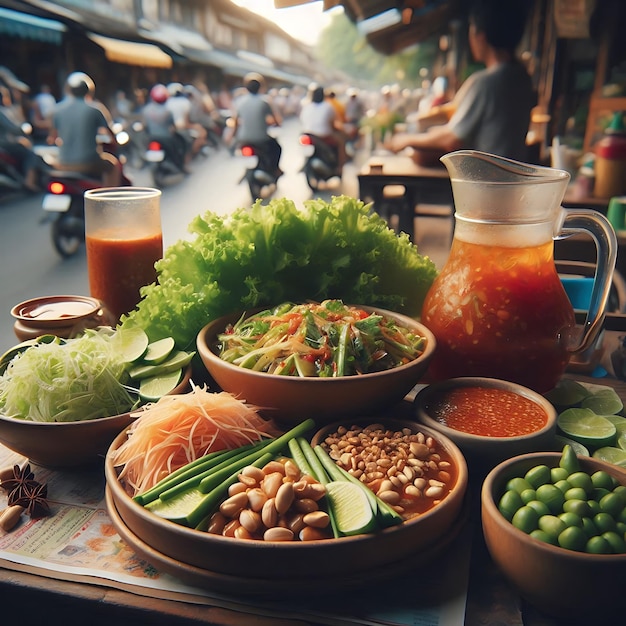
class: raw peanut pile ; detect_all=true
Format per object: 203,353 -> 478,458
206,458 -> 333,541
320,423 -> 455,520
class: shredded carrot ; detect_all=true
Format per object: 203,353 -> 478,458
110,382 -> 279,495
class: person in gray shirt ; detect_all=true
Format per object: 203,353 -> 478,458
49,72 -> 121,186
232,73 -> 282,176
388,0 -> 535,163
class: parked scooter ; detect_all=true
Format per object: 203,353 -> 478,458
42,134 -> 131,258
299,133 -> 341,192
237,141 -> 280,201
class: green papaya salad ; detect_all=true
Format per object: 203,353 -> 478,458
215,300 -> 428,377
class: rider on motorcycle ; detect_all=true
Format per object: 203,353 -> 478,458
232,73 -> 283,177
48,72 -> 122,187
142,84 -> 187,172
300,85 -> 346,174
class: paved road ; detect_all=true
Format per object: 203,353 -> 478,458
0,118 -> 363,354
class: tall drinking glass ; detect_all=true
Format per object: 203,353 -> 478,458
84,187 -> 163,324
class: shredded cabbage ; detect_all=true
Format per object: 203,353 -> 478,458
120,196 -> 438,351
0,329 -> 136,422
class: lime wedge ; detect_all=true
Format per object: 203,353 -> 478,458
592,446 -> 626,468
139,369 -> 183,402
580,387 -> 624,416
143,337 -> 175,365
544,379 -> 589,408
616,422 -> 626,451
128,350 -> 194,380
603,414 -> 626,426
557,408 -> 617,448
325,481 -> 377,536
112,327 -> 149,363
555,435 -> 590,457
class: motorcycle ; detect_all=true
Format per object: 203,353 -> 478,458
143,135 -> 187,187
0,123 -> 46,196
299,133 -> 341,192
41,133 -> 131,258
237,141 -> 280,202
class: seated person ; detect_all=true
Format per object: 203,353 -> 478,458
387,0 -> 536,164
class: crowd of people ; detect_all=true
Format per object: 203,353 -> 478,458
1,0 -> 536,196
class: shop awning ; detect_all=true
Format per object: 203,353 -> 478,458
0,7 -> 66,44
87,33 -> 173,68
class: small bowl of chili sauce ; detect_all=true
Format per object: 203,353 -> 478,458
414,377 -> 557,473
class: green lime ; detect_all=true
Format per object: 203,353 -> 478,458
559,444 -> 581,473
586,535 -> 612,554
527,499 -> 551,518
616,423 -> 626,451
563,499 -> 590,518
564,486 -> 588,502
558,409 -> 617,448
567,471 -> 594,494
129,350 -> 194,380
603,415 -> 626,426
520,488 -> 537,504
581,516 -> 598,538
530,529 -> 557,545
512,505 -> 539,534
544,379 -> 589,408
112,327 -> 149,363
555,479 -> 571,494
594,512 -> 617,533
139,369 -> 183,402
592,446 -> 626,468
559,511 -> 583,528
555,436 -> 590,458
498,490 -> 524,521
325,481 -> 377,536
505,477 -> 533,494
587,499 -> 601,516
143,337 -> 176,365
591,470 -> 617,491
551,466 -> 570,483
525,465 -> 551,489
602,531 -> 626,553
558,525 -> 587,551
536,483 -> 566,514
538,514 -> 566,539
614,485 -> 626,506
600,492 -> 624,518
580,387 -> 623,416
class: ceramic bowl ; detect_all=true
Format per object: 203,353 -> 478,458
104,419 -> 468,595
196,306 -> 436,425
11,295 -> 115,341
482,452 -> 626,621
414,377 -> 557,472
0,366 -> 191,468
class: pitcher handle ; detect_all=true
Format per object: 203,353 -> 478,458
559,208 -> 618,353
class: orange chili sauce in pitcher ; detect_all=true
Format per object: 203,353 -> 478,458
421,238 -> 576,393
86,232 -> 162,323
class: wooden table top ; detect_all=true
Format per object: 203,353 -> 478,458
359,154 -> 450,180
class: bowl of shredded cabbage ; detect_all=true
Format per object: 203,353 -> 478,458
0,328 -> 191,467
196,300 -> 436,424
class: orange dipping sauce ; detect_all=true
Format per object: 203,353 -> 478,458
426,386 -> 549,437
86,232 -> 162,323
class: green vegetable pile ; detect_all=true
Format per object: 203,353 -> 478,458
217,300 -> 428,377
120,196 -> 438,351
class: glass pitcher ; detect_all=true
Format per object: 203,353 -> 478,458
421,150 -> 617,393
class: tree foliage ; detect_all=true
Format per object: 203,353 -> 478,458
315,12 -> 438,88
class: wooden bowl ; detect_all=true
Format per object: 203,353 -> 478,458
414,377 -> 557,473
482,452 -> 626,621
104,419 -> 468,594
0,366 -> 191,468
196,306 -> 436,425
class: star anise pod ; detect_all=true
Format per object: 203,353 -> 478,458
12,481 -> 50,519
1,464 -> 39,503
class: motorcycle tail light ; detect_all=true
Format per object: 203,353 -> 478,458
48,181 -> 66,194
241,145 -> 256,157
148,140 -> 163,151
299,135 -> 314,146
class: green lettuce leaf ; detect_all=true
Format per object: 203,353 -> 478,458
120,196 -> 438,351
